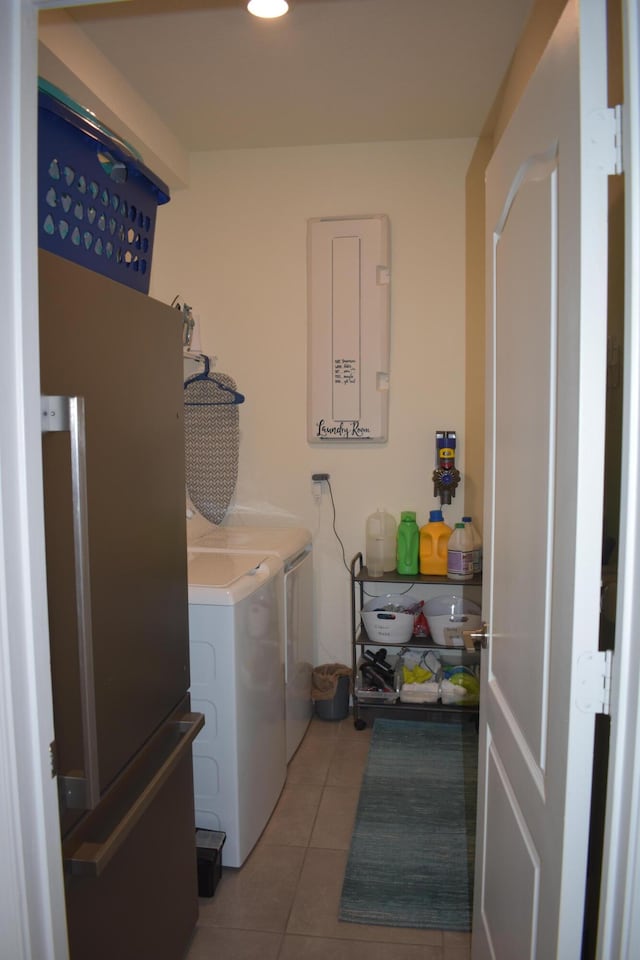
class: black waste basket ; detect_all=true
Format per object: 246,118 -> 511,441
196,829 -> 226,897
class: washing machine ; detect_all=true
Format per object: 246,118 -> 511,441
187,516 -> 314,762
187,550 -> 286,867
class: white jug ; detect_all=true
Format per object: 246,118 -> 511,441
365,508 -> 397,577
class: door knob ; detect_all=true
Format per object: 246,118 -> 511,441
463,622 -> 489,652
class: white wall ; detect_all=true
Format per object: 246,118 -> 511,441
151,139 -> 475,666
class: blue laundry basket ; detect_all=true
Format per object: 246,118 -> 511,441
37,80 -> 170,294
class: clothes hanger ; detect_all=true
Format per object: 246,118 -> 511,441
184,354 -> 245,406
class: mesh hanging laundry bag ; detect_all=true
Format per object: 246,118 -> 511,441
184,358 -> 244,525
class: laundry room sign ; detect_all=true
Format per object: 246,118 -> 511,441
307,214 -> 390,443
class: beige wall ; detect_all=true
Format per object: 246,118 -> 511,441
151,140 -> 475,665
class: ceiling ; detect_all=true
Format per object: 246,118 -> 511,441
61,0 -> 534,152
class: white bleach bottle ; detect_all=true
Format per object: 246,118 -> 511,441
462,515 -> 482,575
447,522 -> 474,581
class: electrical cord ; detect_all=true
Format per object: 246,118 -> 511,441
326,478 -> 351,575
326,478 -> 413,596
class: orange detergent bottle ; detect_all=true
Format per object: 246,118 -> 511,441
419,510 -> 452,576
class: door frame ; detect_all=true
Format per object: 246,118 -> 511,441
596,1 -> 640,956
2,1 -> 640,959
0,3 -> 123,958
0,1 -> 68,958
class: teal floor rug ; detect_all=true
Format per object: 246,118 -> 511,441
339,718 -> 478,931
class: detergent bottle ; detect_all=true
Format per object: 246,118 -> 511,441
396,511 -> 419,575
365,508 -> 397,577
447,522 -> 474,581
419,510 -> 452,576
462,515 -> 482,574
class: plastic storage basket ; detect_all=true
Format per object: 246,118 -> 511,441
361,594 -> 417,645
37,80 -> 170,294
424,594 -> 481,647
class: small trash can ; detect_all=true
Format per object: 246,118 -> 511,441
312,664 -> 351,721
196,829 -> 226,897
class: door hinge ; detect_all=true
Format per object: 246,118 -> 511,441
587,105 -> 623,176
576,650 -> 613,715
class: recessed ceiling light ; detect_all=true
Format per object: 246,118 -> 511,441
247,0 -> 289,18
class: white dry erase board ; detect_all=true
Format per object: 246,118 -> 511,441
307,215 -> 390,443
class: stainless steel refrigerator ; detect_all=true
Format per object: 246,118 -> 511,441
39,250 -> 203,960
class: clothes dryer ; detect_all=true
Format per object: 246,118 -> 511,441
187,551 -> 286,867
188,519 -> 313,761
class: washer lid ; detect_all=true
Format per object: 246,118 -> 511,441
190,524 -> 311,561
187,551 -> 282,605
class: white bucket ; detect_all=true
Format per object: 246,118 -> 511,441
361,594 -> 417,644
424,595 -> 481,647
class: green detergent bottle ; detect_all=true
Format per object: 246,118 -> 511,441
396,511 -> 419,575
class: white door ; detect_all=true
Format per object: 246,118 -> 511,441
473,1 -> 613,957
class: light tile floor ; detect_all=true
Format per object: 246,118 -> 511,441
185,713 -> 472,960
